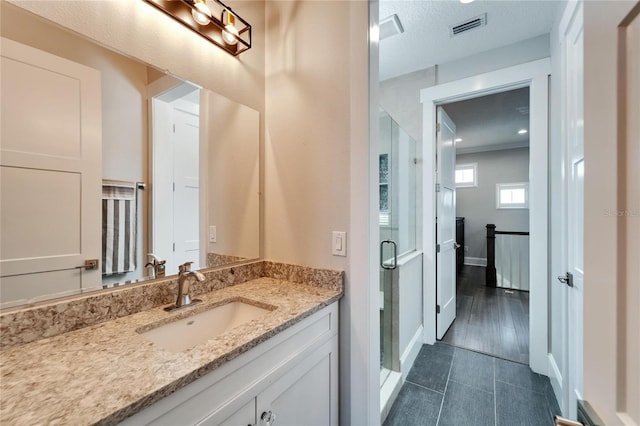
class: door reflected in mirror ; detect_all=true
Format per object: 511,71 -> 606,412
0,2 -> 260,309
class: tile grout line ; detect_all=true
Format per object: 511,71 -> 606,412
435,347 -> 456,426
404,379 -> 445,395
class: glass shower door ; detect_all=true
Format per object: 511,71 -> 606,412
379,110 -> 418,382
379,111 -> 397,380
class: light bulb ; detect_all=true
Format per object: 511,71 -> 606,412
191,0 -> 211,25
222,11 -> 239,45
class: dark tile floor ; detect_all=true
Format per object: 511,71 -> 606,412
384,343 -> 561,426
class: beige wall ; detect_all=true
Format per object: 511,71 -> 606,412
206,91 -> 260,260
264,1 -> 350,271
584,1 -> 639,424
264,1 -> 372,421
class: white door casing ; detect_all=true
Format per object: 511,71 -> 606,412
0,38 -> 101,306
421,59 -> 549,374
562,2 -> 585,420
436,107 -> 457,339
563,4 -> 585,418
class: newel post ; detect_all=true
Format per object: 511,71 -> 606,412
486,224 -> 497,287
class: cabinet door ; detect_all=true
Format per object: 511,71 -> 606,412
256,338 -> 338,426
199,397 -> 256,426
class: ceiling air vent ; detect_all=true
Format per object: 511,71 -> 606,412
449,13 -> 487,37
380,14 -> 404,41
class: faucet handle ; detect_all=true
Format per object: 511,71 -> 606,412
179,261 -> 194,274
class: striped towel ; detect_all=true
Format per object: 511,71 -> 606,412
102,180 -> 137,275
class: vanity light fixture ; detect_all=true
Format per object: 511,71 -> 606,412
143,0 -> 251,56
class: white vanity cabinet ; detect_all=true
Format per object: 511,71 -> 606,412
121,302 -> 339,426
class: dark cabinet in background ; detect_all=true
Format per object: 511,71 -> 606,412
456,217 -> 465,275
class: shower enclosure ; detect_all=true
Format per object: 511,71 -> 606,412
379,110 -> 420,388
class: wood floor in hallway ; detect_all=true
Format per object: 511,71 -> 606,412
441,265 -> 529,364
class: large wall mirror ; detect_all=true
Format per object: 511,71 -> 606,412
0,2 -> 260,309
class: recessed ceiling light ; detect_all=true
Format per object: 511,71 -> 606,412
455,138 -> 463,143
518,129 -> 528,134
460,0 -> 476,3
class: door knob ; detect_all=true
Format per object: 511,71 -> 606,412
557,272 -> 574,287
76,259 -> 99,270
454,243 -> 461,249
261,411 -> 276,425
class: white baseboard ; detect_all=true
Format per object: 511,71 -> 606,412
380,326 -> 423,423
400,326 -> 423,382
380,371 -> 402,423
464,257 -> 487,267
548,353 -> 564,414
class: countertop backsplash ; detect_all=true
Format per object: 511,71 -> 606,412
0,260 -> 344,350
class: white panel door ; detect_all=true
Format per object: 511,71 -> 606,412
172,106 -> 200,270
0,38 -> 101,305
436,107 -> 457,339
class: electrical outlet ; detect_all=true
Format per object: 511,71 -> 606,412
209,225 -> 217,243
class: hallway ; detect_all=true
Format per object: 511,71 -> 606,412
384,343 -> 560,426
442,265 -> 530,364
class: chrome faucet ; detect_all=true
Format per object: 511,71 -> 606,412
145,253 -> 166,279
165,262 -> 205,312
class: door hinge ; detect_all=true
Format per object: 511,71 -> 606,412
436,305 -> 441,314
172,123 -> 176,133
436,183 -> 441,192
436,122 -> 441,132
436,244 -> 440,253
413,158 -> 417,165
173,182 -> 175,192
172,242 -> 175,252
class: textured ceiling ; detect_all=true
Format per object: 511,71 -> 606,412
442,87 -> 530,153
379,0 -> 560,81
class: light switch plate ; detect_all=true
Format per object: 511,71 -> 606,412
209,225 -> 217,243
332,231 -> 346,257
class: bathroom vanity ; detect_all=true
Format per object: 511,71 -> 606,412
0,261 -> 342,425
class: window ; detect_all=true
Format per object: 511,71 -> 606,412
455,163 -> 477,188
496,182 -> 529,209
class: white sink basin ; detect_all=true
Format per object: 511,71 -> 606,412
140,300 -> 273,352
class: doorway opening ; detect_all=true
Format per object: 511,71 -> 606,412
420,59 -> 550,375
437,87 -> 532,365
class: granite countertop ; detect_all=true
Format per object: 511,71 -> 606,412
0,278 -> 342,425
